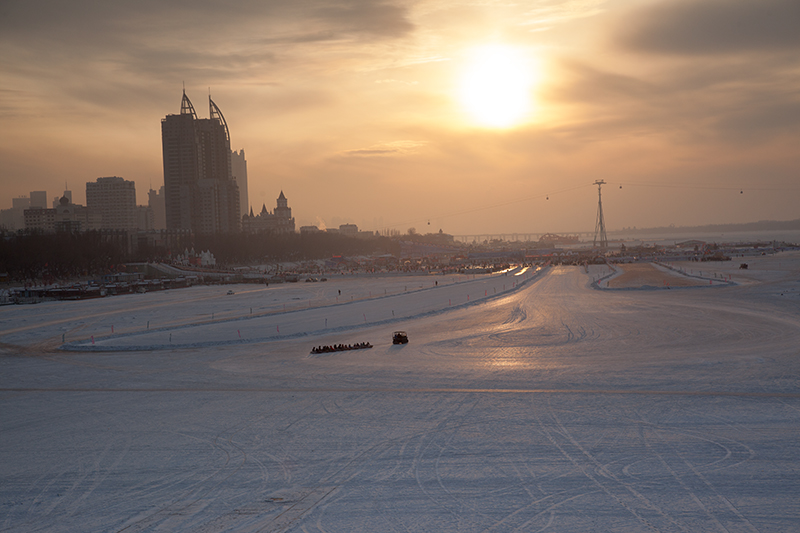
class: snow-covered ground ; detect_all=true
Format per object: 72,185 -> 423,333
1,255 -> 799,532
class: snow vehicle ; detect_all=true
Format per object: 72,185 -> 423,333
392,331 -> 409,344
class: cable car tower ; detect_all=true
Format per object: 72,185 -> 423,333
593,179 -> 608,248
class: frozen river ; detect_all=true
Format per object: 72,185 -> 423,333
1,256 -> 799,532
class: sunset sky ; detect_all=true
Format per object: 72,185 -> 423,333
1,0 -> 798,235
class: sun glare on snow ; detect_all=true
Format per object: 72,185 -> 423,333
458,44 -> 539,128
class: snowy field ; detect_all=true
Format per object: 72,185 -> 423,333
1,254 -> 799,532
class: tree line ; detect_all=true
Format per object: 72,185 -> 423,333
0,230 -> 400,283
195,232 -> 399,265
0,231 -> 127,283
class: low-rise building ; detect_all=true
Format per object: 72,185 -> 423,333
339,223 -> 358,236
24,196 -> 101,233
23,206 -> 55,232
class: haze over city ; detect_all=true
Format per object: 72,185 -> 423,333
4,3 -> 800,531
2,0 -> 798,234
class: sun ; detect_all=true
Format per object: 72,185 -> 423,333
458,44 -> 539,128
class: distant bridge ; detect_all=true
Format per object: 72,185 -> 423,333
453,233 -> 595,244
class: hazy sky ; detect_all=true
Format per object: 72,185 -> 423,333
1,0 -> 798,234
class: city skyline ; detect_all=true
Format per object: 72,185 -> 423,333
1,0 -> 799,234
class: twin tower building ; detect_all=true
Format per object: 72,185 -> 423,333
161,91 -> 292,235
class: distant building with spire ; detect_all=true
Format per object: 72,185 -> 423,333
23,192 -> 101,233
161,91 -> 240,234
52,186 -> 72,208
241,191 -> 295,234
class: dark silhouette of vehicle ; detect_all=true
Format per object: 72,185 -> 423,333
393,331 -> 409,344
310,342 -> 372,354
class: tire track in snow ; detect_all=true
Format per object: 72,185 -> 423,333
114,396 -> 322,532
115,424 -> 250,532
5,387 -> 799,398
654,426 -> 760,533
536,398 -> 690,532
636,423 -> 760,533
1,408 -> 135,533
60,432 -> 132,519
406,394 -> 492,527
493,488 -> 604,533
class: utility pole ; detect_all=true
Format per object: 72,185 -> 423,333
593,179 -> 608,248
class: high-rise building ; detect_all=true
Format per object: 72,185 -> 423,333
136,205 -> 155,231
148,186 -> 166,230
29,191 -> 48,209
12,197 -> 31,210
86,176 -> 137,231
161,91 -> 240,234
0,197 -> 31,231
231,149 -> 249,218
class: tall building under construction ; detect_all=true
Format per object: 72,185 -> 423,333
161,91 -> 240,234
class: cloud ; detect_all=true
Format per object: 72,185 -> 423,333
0,89 -> 36,118
547,0 -> 800,146
0,0 -> 420,123
545,58 -> 800,145
345,149 -> 400,156
312,1 -> 414,38
259,31 -> 341,45
618,0 -> 800,55
713,99 -> 800,142
374,79 -> 419,85
521,0 -> 608,29
341,140 -> 427,157
0,0 -> 415,84
0,1 -> 414,41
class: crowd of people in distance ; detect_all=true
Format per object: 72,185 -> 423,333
311,342 -> 373,354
